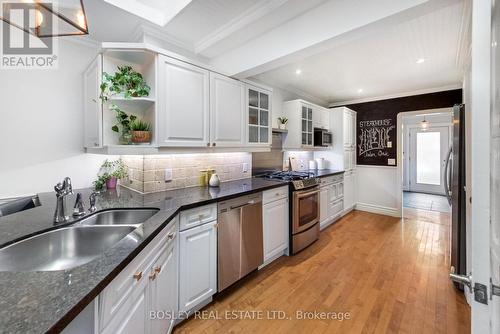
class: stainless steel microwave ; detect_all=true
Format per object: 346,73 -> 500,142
314,128 -> 333,147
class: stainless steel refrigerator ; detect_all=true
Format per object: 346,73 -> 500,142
444,104 -> 467,288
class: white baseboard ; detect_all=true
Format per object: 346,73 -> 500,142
355,202 -> 401,217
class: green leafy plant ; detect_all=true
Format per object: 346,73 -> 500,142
100,65 -> 151,101
130,119 -> 151,131
278,117 -> 288,124
110,104 -> 137,134
93,159 -> 128,191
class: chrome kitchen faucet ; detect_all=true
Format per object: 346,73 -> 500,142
53,177 -> 73,223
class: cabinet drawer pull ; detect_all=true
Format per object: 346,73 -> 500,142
154,265 -> 162,273
167,232 -> 175,240
149,272 -> 157,281
133,271 -> 143,281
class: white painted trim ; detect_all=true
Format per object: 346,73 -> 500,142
355,202 -> 400,217
328,85 -> 463,107
194,0 -> 289,54
396,108 -> 453,221
455,0 -> 472,71
355,165 -> 397,169
131,25 -> 196,53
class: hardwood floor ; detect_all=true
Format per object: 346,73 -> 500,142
174,208 -> 470,334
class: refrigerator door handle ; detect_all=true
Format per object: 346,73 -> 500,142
443,146 -> 453,205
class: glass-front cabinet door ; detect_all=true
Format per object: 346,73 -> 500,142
247,86 -> 271,146
301,104 -> 313,147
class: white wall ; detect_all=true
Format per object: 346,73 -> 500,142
0,39 -> 114,198
355,166 -> 399,216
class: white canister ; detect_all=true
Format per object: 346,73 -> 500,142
209,173 -> 220,187
308,160 -> 317,170
315,158 -> 327,170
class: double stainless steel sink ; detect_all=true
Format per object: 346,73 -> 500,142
0,209 -> 159,272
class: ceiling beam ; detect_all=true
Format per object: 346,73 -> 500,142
194,0 -> 290,54
209,0 -> 461,78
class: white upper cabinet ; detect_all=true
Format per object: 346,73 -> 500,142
313,106 -> 330,130
209,73 -> 245,147
158,55 -> 210,147
246,85 -> 272,146
283,100 -> 325,149
83,54 -> 103,149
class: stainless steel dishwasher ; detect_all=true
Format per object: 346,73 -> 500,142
217,193 -> 263,291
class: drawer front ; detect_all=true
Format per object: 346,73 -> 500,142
99,218 -> 178,330
329,199 -> 344,218
320,174 -> 343,187
263,186 -> 288,204
180,204 -> 217,231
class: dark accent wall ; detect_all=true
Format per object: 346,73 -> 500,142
339,89 -> 463,166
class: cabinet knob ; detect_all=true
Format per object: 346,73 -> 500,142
207,143 -> 210,147
167,232 -> 175,240
212,143 -> 216,147
154,265 -> 162,273
149,272 -> 157,281
133,271 -> 143,282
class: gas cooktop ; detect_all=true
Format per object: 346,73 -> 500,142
259,171 -> 320,190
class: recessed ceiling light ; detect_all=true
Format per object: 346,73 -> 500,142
295,69 -> 302,75
357,88 -> 363,93
416,58 -> 425,64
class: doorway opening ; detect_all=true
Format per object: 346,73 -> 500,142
401,110 -> 453,214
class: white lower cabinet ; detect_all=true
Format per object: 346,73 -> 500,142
263,197 -> 289,264
179,220 -> 217,313
99,218 -> 178,334
150,241 -> 178,334
343,170 -> 356,214
319,176 -> 345,230
261,187 -> 289,267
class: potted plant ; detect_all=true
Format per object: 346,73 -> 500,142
130,119 -> 151,144
93,159 -> 128,191
100,65 -> 151,101
110,104 -> 136,145
277,117 -> 288,130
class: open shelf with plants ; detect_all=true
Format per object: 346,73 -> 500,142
99,49 -> 157,150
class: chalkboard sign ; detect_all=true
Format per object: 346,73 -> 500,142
357,117 -> 396,166
343,89 -> 463,167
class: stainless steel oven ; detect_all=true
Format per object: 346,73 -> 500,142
314,128 -> 333,147
291,183 -> 320,254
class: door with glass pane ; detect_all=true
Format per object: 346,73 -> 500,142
247,87 -> 271,146
409,126 -> 450,194
301,104 -> 313,147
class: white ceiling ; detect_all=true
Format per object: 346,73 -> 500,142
251,0 -> 467,104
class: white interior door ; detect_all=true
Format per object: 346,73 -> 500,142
409,126 -> 450,195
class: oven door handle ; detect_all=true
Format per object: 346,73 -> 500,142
295,189 -> 320,198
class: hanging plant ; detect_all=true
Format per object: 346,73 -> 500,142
110,104 -> 137,144
100,65 -> 151,101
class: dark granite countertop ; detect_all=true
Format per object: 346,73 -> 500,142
307,169 -> 344,177
0,177 -> 285,334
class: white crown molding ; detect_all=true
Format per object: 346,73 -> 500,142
328,84 -> 463,107
132,24 -> 195,53
194,0 -> 289,55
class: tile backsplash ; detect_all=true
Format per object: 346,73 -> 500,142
121,153 -> 252,194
